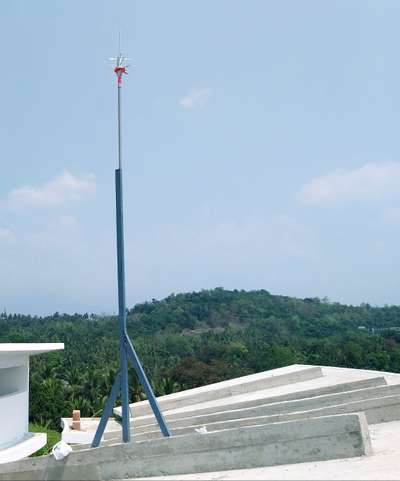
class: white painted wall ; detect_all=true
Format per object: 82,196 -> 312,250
0,344 -> 63,460
0,355 -> 29,449
0,392 -> 27,448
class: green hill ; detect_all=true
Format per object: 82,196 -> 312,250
1,288 -> 400,428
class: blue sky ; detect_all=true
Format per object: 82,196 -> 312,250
1,0 -> 400,314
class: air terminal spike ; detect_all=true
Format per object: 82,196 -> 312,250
112,54 -> 129,84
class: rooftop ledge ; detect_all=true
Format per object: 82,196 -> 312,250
0,433 -> 46,465
0,343 -> 64,356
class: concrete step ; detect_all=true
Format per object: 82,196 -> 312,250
131,382 -> 400,435
134,393 -> 400,442
130,375 -> 386,428
70,374 -> 388,449
114,364 -> 323,418
90,380 -> 398,447
97,392 -> 400,446
132,395 -> 400,436
0,413 -> 371,480
286,394 -> 400,425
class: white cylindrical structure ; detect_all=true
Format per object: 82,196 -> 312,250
0,343 -> 64,463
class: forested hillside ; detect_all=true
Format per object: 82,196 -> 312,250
2,288 -> 400,428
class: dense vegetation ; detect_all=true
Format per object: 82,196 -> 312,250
2,288 -> 400,429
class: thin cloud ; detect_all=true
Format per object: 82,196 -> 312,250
179,88 -> 212,109
4,171 -> 96,209
26,215 -> 82,247
0,227 -> 15,242
382,207 -> 400,225
139,215 -> 318,265
299,161 -> 400,205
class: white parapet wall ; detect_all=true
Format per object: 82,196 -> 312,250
0,344 -> 64,463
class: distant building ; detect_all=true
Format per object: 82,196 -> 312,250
358,326 -> 400,333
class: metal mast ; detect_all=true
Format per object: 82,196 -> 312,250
91,51 -> 171,448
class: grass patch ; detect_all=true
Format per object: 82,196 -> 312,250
29,423 -> 61,457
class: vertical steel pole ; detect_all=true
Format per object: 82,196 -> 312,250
116,79 -> 131,443
92,53 -> 171,448
117,80 -> 122,170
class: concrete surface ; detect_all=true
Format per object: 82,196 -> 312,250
140,375 -> 386,423
71,366 -> 396,445
120,395 -> 399,444
127,393 -> 400,437
129,382 -> 400,432
134,420 -> 400,481
61,418 -> 122,445
114,364 -> 323,418
0,413 -> 370,480
125,366 -> 394,426
71,376 -> 388,448
3,363 -> 400,480
71,365 -> 400,449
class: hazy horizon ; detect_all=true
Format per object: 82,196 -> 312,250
1,286 -> 397,318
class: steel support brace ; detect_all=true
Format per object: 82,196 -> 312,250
126,336 -> 171,437
92,372 -> 122,448
91,336 -> 171,448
